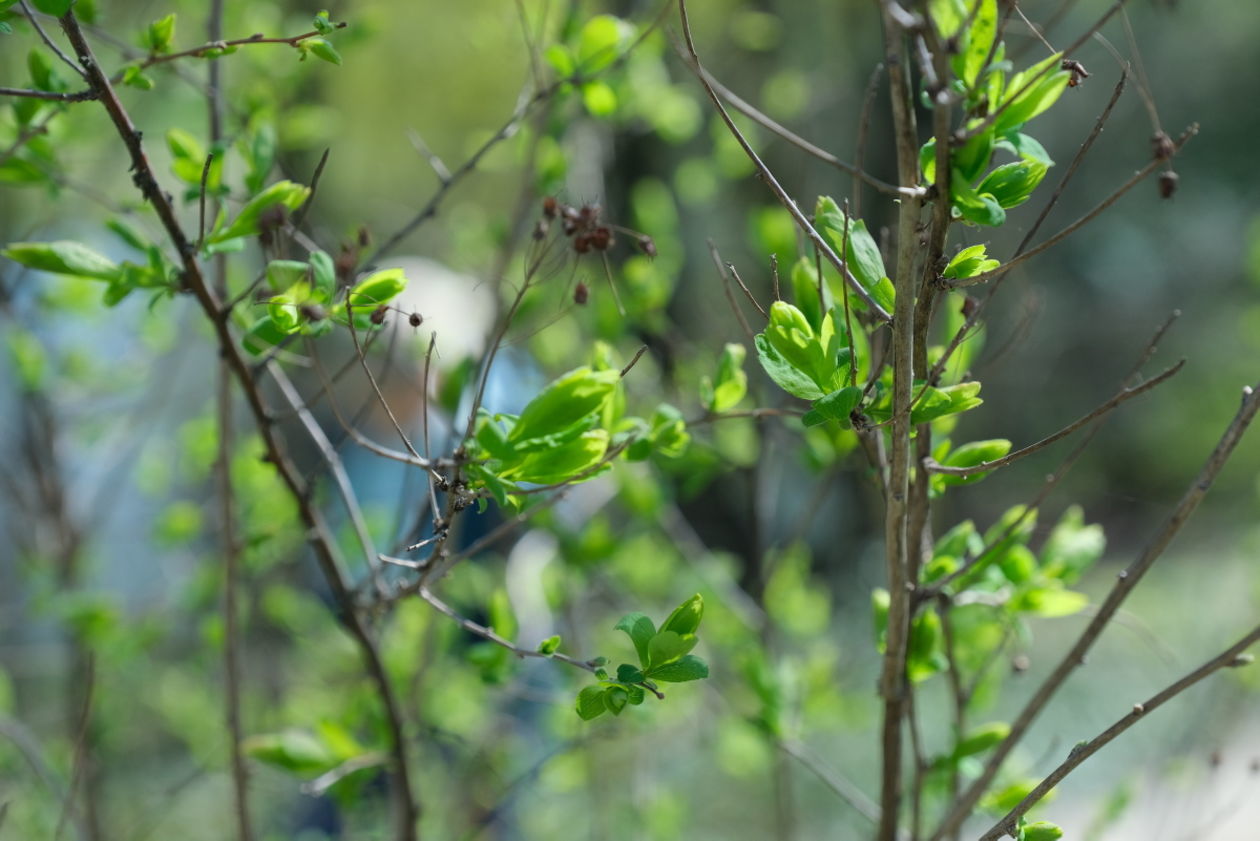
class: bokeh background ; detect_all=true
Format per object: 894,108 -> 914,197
2,1 -> 1259,839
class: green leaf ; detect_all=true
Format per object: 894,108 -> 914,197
1039,505 -> 1105,584
706,343 -> 748,412
659,593 -> 704,637
604,686 -> 629,715
304,37 -> 342,66
507,429 -> 610,485
1011,586 -> 1088,617
803,385 -> 862,428
815,196 -> 893,312
998,544 -> 1038,585
1021,821 -> 1064,841
576,14 -> 632,74
31,0 -> 72,15
908,609 -> 945,682
347,267 -> 406,308
958,0 -> 997,87
954,722 -> 1010,758
952,172 -> 1007,227
241,315 -> 289,355
575,685 -> 608,720
789,256 -> 828,331
266,259 -> 309,292
943,244 -> 1000,280
242,730 -> 337,776
980,779 -> 1043,813
121,65 -> 155,90
646,630 -> 697,670
998,131 -> 1054,166
755,332 -> 824,401
581,80 -> 617,117
978,160 -> 1049,209
616,663 -> 645,683
208,180 -> 310,243
648,654 -> 709,683
537,635 -> 561,656
997,52 -> 1070,133
910,381 -> 983,424
3,240 -> 121,281
145,13 -> 176,54
509,367 -> 619,447
614,612 -> 656,667
28,49 -> 63,93
938,438 -> 1012,486
312,10 -> 336,35
871,588 -> 890,652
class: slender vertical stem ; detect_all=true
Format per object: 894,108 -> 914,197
877,5 -> 924,840
58,14 -> 419,838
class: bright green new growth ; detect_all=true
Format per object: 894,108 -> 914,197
576,594 -> 710,720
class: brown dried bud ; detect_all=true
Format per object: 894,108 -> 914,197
590,226 -> 613,251
960,295 -> 979,319
1158,170 -> 1179,199
356,226 -> 371,249
409,311 -> 423,328
257,204 -> 288,248
573,234 -> 592,254
335,247 -> 357,284
542,196 -> 558,218
573,282 -> 589,305
370,304 -> 389,325
299,303 -> 327,322
578,203 -> 600,226
637,235 -> 657,258
532,219 -> 549,240
1151,130 -> 1175,160
562,216 -> 579,236
1062,58 -> 1090,88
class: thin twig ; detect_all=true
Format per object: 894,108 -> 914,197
778,739 -> 881,825
931,379 -> 1260,841
926,359 -> 1183,477
57,14 -> 419,834
20,0 -> 86,79
949,124 -> 1198,290
0,85 -> 96,101
686,60 -> 913,199
676,1 -> 893,322
52,654 -> 94,841
979,624 -> 1260,841
710,243 -> 756,342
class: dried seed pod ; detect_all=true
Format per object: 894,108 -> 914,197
637,235 -> 657,258
356,225 -> 371,248
590,226 -> 613,251
578,203 -> 600,226
409,311 -> 423,327
542,196 -> 558,218
1151,130 -> 1175,160
1158,170 -> 1179,199
573,282 -> 589,305
573,234 -> 592,254
335,247 -> 357,284
1062,58 -> 1090,87
370,304 -> 389,325
257,204 -> 288,248
532,219 -> 549,240
299,303 -> 327,322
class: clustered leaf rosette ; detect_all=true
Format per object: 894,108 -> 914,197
576,594 -> 710,720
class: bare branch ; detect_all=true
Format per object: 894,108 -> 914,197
931,379 -> 1260,841
926,359 -> 1183,477
675,0 -> 893,322
979,624 -> 1260,841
